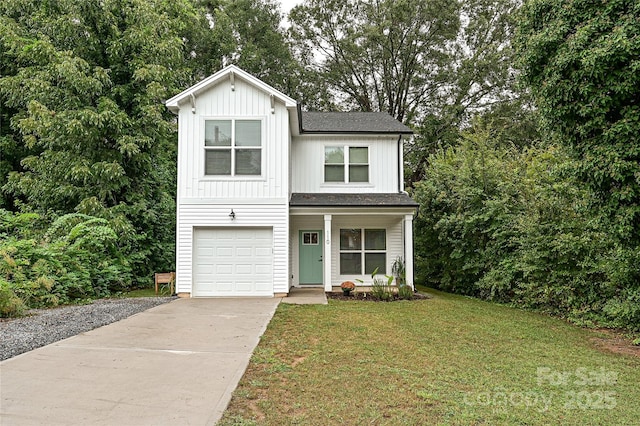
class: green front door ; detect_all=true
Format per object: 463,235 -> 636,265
299,230 -> 323,284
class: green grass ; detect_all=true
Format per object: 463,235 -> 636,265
120,287 -> 172,297
219,289 -> 640,425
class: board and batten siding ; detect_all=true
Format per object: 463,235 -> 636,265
176,203 -> 289,295
174,76 -> 290,295
290,135 -> 400,193
176,78 -> 290,200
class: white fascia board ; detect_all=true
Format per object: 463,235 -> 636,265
165,65 -> 297,113
289,207 -> 417,216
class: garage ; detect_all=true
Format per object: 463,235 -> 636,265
192,227 -> 273,297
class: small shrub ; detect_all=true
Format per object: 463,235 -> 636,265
0,279 -> 26,317
392,256 -> 406,286
0,210 -> 132,310
397,283 -> 413,300
340,280 -> 356,295
341,280 -> 356,290
371,275 -> 394,301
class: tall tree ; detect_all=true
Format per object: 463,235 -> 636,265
515,0 -> 640,330
289,0 -> 460,122
288,0 -> 522,186
516,0 -> 640,243
198,0 -> 299,95
0,0 -> 218,282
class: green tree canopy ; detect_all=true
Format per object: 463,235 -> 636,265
198,0 -> 299,94
288,0 -> 522,185
516,0 -> 640,242
289,0 -> 461,122
0,0 -> 219,281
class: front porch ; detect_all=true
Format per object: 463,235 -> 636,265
289,207 -> 415,292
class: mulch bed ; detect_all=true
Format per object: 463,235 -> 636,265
326,291 -> 432,302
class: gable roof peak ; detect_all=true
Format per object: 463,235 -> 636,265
165,65 -> 297,113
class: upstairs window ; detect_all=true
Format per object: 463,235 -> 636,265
324,146 -> 369,183
339,228 -> 386,275
204,119 -> 261,176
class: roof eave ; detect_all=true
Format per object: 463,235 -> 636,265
289,203 -> 418,208
165,65 -> 297,112
299,130 -> 413,135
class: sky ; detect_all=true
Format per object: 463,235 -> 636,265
278,0 -> 303,15
276,0 -> 303,28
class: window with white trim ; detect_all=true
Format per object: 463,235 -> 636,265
339,228 -> 386,275
324,146 -> 368,183
204,119 -> 261,176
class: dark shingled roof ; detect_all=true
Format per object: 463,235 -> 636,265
300,111 -> 413,134
290,193 -> 418,208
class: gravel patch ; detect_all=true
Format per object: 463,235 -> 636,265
0,297 -> 176,361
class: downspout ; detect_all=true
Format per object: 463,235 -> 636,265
397,133 -> 405,286
297,102 -> 304,134
397,134 -> 403,193
398,133 -> 418,292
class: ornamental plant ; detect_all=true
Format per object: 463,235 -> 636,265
340,281 -> 355,294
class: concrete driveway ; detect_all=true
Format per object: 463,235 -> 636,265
0,298 -> 280,425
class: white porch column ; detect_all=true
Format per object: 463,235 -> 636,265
404,214 -> 414,289
324,214 -> 332,292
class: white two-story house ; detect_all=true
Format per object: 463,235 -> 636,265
166,65 -> 417,297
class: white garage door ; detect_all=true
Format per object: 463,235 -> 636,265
193,228 -> 273,297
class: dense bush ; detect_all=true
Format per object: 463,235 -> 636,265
509,0 -> 640,332
0,210 -> 131,316
516,0 -> 640,245
0,279 -> 26,317
414,131 -> 640,331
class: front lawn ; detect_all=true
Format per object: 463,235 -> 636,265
219,289 -> 639,425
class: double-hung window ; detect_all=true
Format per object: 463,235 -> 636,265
339,228 -> 386,275
204,119 -> 262,176
324,146 -> 368,183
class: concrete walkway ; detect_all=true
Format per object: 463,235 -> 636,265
0,298 -> 280,426
280,287 -> 327,305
